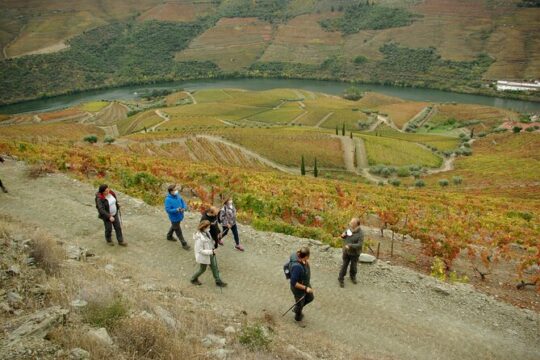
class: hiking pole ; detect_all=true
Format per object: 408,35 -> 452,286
281,294 -> 306,317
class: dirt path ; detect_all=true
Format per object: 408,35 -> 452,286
97,125 -> 119,138
288,111 -> 308,125
378,114 -> 402,132
401,106 -> 436,132
0,160 -> 537,360
187,92 -> 197,104
147,110 -> 170,132
336,136 -> 358,174
354,137 -> 369,168
315,112 -> 334,128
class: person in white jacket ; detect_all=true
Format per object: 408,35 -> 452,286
190,220 -> 227,287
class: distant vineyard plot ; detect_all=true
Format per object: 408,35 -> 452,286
259,13 -> 343,65
175,17 -> 273,71
138,2 -> 215,22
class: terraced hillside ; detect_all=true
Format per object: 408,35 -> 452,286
1,0 -> 539,104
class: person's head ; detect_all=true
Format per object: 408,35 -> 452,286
296,246 -> 310,261
349,217 -> 361,230
223,196 -> 233,207
98,184 -> 109,195
207,206 -> 219,216
198,220 -> 211,232
168,184 -> 178,196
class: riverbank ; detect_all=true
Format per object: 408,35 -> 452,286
1,76 -> 539,115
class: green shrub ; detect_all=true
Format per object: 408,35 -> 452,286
513,126 -> 522,133
414,179 -> 425,188
396,167 -> 410,177
104,136 -> 115,144
83,297 -> 128,328
354,55 -> 368,64
83,135 -> 98,144
452,176 -> 463,185
439,179 -> 449,187
389,178 -> 400,187
239,324 -> 272,351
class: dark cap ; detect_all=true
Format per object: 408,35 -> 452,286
167,184 -> 177,193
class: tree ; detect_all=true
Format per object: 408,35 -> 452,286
439,179 -> 449,187
335,125 -> 338,135
350,131 -> 353,139
104,136 -> 115,144
513,126 -> 522,133
301,155 -> 306,176
83,135 -> 98,144
313,158 -> 318,178
353,146 -> 358,168
342,123 -> 345,136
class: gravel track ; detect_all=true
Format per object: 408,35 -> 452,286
0,160 -> 538,360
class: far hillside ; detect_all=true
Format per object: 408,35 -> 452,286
1,0 -> 539,104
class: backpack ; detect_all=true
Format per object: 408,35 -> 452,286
283,255 -> 302,280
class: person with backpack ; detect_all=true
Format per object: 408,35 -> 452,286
95,184 -> 126,246
164,184 -> 190,250
190,220 -> 227,287
219,196 -> 244,251
287,246 -> 314,326
0,156 -> 7,193
338,217 -> 364,288
201,205 -> 222,249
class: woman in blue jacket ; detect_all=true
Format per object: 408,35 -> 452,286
164,184 -> 190,250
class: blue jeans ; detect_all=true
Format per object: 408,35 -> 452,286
221,224 -> 240,245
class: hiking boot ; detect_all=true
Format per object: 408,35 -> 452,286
1,187 -> 7,193
166,236 -> 176,241
191,279 -> 202,286
106,241 -> 114,246
182,243 -> 191,250
296,321 -> 307,328
234,244 -> 244,252
294,312 -> 304,322
339,280 -> 345,288
118,242 -> 128,247
216,281 -> 228,288
351,278 -> 357,284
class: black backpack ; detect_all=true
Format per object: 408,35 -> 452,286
283,255 -> 302,280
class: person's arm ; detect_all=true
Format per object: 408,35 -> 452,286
179,197 -> 187,211
96,196 -> 110,219
165,198 -> 178,215
348,232 -> 364,250
290,265 -> 312,293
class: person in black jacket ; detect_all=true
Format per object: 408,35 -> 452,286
0,156 -> 7,193
338,217 -> 364,288
289,247 -> 314,326
200,206 -> 222,249
95,184 -> 126,246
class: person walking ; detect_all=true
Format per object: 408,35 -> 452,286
219,196 -> 244,251
201,206 -> 222,249
95,184 -> 126,246
164,184 -> 190,250
338,217 -> 364,288
190,220 -> 227,287
289,247 -> 314,326
0,156 -> 8,193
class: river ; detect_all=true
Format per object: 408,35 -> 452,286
1,78 -> 539,115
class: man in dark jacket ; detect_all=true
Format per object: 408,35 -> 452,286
0,156 -> 7,193
95,184 -> 126,246
201,206 -> 222,249
164,184 -> 190,250
289,247 -> 314,326
338,217 -> 364,287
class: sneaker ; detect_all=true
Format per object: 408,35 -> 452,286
1,187 -> 7,194
339,280 -> 344,288
107,242 -> 114,246
191,279 -> 202,286
166,237 -> 176,241
351,278 -> 357,284
118,242 -> 128,247
234,244 -> 244,252
218,239 -> 224,246
216,281 -> 228,288
296,321 -> 306,328
182,244 -> 191,250
294,312 -> 304,321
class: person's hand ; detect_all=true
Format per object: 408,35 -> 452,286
227,225 -> 232,229
306,287 -> 313,294
109,216 -> 114,222
345,245 -> 350,250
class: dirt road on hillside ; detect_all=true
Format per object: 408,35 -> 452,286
0,160 -> 538,360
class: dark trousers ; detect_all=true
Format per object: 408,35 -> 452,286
167,221 -> 186,245
221,224 -> 240,245
102,214 -> 123,243
292,291 -> 314,320
0,178 -> 6,191
338,253 -> 359,281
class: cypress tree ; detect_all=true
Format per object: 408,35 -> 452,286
314,158 -> 318,178
335,125 -> 338,135
301,155 -> 306,176
342,123 -> 345,136
354,146 -> 358,168
350,131 -> 353,139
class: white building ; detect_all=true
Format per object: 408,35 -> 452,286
496,80 -> 540,91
